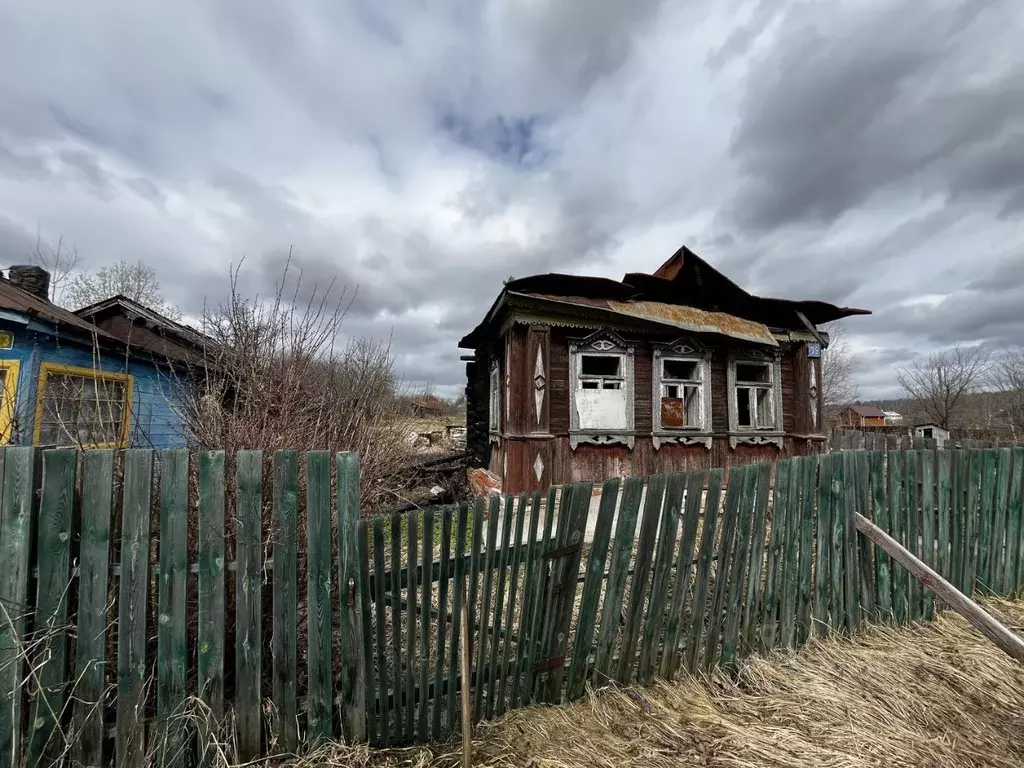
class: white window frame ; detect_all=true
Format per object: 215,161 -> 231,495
727,350 -> 783,449
652,339 -> 712,450
488,359 -> 500,442
569,331 -> 635,450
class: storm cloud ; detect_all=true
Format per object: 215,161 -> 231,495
0,0 -> 1021,396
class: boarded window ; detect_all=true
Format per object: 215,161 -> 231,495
660,357 -> 703,429
576,353 -> 628,430
38,369 -> 130,446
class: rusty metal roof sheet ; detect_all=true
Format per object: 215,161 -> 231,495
520,293 -> 779,346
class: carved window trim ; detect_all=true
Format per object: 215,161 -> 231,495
809,356 -> 820,433
568,330 -> 635,450
727,349 -> 784,449
652,338 -> 712,450
488,358 -> 500,443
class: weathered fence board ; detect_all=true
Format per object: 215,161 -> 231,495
685,469 -> 723,671
116,449 -> 153,768
273,451 -> 299,752
306,452 -> 333,744
27,449 -> 76,767
235,450 -> 263,761
73,450 -> 113,768
156,449 -> 188,767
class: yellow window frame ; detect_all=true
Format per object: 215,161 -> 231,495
33,363 -> 134,448
0,359 -> 21,444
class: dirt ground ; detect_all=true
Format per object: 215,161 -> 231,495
273,597 -> 1024,768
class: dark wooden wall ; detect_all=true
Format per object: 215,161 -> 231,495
476,324 -> 827,494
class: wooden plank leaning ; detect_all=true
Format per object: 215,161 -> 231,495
854,512 -> 1024,665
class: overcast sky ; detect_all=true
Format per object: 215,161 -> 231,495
0,0 -> 1020,398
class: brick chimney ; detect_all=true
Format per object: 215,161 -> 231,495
7,265 -> 51,301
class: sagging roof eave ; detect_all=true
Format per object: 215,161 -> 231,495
458,290 -> 509,349
467,292 -> 778,348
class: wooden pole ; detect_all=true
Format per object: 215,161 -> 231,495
460,577 -> 473,768
855,512 -> 1024,664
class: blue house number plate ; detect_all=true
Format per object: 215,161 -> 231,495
807,342 -> 821,358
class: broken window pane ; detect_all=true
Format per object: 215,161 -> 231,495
663,359 -> 699,380
581,355 -> 620,377
737,386 -> 753,427
755,388 -> 772,426
581,380 -> 599,390
663,383 -> 679,398
735,362 -> 769,383
685,385 -> 700,425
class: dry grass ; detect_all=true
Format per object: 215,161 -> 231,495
273,597 -> 1024,767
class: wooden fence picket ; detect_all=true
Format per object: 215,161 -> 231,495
685,469 -> 723,671
760,460 -> 790,654
617,475 -> 666,683
810,454 -> 831,634
704,466 -> 744,669
795,457 -> 816,644
567,477 -> 619,700
156,449 -> 189,767
73,450 -> 113,768
338,453 -> 366,743
510,491 -> 544,707
638,472 -> 686,685
1005,448 -> 1024,593
660,470 -> 706,679
306,452 -> 333,744
272,451 -> 299,752
741,463 -> 773,654
592,478 -> 643,682
27,449 -> 76,767
116,449 -> 153,768
721,467 -> 758,670
497,494 -> 528,715
372,518 -> 391,745
485,496 -> 516,718
235,450 -> 263,761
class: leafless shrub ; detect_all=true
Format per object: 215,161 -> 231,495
179,257 -> 415,513
987,345 -> 1024,442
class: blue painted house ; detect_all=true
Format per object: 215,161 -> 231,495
0,265 -> 207,449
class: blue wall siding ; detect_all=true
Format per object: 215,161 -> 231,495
0,322 -> 190,448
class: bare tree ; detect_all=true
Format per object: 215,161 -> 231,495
65,259 -> 182,320
178,258 -> 419,512
821,321 -> 859,413
28,231 -> 84,304
988,345 -> 1024,441
896,344 -> 989,430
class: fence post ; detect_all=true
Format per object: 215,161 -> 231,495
338,452 -> 367,744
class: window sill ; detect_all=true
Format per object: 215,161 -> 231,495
652,431 -> 712,450
569,431 -> 635,450
728,430 -> 784,449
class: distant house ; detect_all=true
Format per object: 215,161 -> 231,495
409,395 -> 447,418
837,404 -> 887,428
0,265 -> 208,449
460,245 -> 870,494
883,410 -> 903,425
914,423 -> 950,448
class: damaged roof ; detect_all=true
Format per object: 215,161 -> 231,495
460,244 -> 870,349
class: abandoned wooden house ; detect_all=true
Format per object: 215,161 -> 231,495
460,246 -> 870,493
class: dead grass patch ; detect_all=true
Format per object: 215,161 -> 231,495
272,597 -> 1024,767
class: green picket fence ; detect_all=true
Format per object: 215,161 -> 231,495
1,445 -> 1023,765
